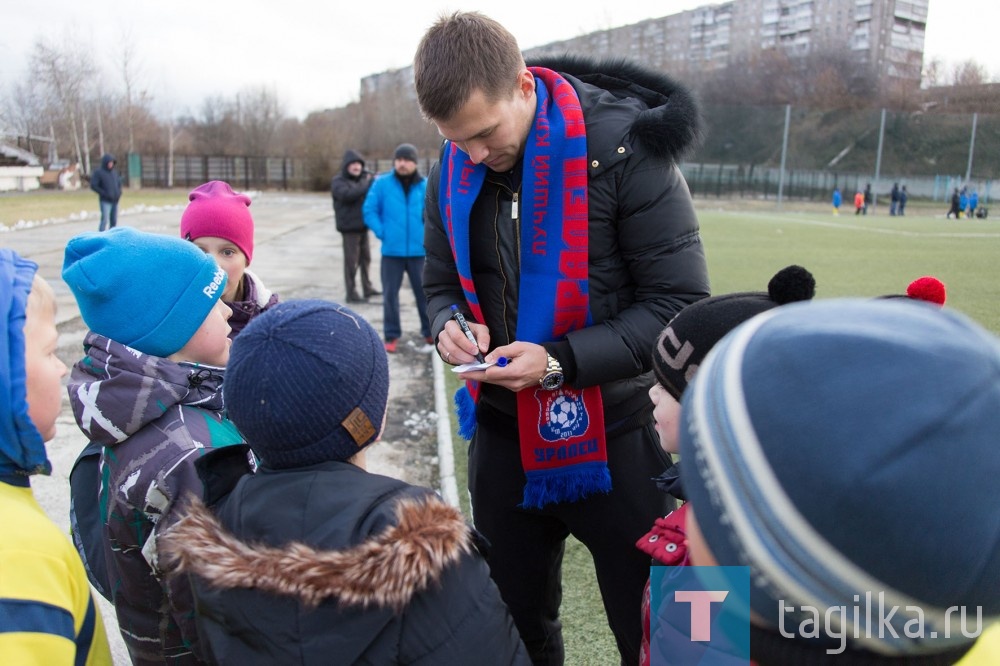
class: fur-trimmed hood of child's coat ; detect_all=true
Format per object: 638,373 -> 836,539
527,55 -> 703,163
161,493 -> 473,613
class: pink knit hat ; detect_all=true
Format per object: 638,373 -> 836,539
180,181 -> 255,264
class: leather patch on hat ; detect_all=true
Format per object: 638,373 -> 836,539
343,407 -> 376,447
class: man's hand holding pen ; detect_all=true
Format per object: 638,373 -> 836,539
437,312 -> 551,391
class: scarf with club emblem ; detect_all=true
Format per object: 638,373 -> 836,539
439,67 -> 611,508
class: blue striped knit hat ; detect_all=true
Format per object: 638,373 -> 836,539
680,298 -> 1000,658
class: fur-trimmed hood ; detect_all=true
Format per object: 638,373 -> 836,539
162,493 -> 473,612
528,55 -> 703,163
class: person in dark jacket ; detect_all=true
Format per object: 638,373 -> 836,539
161,299 -> 530,666
62,227 -> 250,665
331,149 -> 379,303
90,153 -> 122,231
413,12 -> 710,665
948,187 -> 962,219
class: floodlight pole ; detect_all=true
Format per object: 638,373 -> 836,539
777,104 -> 791,210
873,108 -> 886,211
965,112 -> 978,185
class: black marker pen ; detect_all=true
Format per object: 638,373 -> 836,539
450,304 -> 486,363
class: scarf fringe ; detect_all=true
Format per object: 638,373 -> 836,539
521,464 -> 612,509
454,386 -> 477,440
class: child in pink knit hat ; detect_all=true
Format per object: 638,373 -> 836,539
180,180 -> 280,337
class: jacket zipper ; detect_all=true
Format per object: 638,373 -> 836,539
493,185 -> 520,345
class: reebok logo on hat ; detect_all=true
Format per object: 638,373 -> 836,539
203,268 -> 226,299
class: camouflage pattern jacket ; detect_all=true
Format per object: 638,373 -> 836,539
67,332 -> 249,665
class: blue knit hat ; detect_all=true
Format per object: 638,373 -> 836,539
679,299 -> 1000,658
62,227 -> 227,357
224,300 -> 390,469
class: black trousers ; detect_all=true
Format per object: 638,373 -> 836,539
341,231 -> 373,298
469,412 -> 673,665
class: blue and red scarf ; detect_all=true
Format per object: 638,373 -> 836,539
439,67 -> 611,509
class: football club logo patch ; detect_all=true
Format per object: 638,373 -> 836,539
536,388 -> 589,441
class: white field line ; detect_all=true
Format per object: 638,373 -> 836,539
731,211 -> 1000,239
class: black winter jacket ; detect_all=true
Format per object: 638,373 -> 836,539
162,460 -> 529,666
331,149 -> 373,232
423,56 -> 710,423
90,153 -> 122,203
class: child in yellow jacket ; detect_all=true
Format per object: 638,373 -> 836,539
0,249 -> 112,665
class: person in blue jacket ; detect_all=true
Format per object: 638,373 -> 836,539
90,153 -> 122,231
363,143 -> 432,353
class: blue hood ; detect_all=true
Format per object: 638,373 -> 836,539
0,249 -> 49,479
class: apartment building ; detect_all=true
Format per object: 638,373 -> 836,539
523,0 -> 928,87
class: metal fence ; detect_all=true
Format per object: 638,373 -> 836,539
680,163 -> 995,204
128,153 -> 993,206
136,155 -> 308,190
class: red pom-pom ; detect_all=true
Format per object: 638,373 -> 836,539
906,276 -> 946,306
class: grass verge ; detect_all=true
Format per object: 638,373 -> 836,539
0,189 -> 188,227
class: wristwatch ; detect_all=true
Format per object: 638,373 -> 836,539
539,353 -> 565,390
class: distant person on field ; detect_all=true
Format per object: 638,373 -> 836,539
854,190 -> 864,215
161,299 -> 530,665
890,182 -> 900,216
362,143 -> 432,353
0,249 -> 113,665
898,184 -> 908,216
62,227 -> 253,665
959,187 -> 968,218
831,187 -> 841,215
331,149 -> 379,304
947,188 -> 961,219
863,182 -> 872,215
90,153 -> 122,231
969,189 -> 979,219
180,180 -> 279,338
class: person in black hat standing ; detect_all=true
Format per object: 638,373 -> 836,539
331,149 -> 379,303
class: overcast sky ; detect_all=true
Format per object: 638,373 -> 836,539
2,0 -> 997,120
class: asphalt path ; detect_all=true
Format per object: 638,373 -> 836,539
3,191 -> 440,663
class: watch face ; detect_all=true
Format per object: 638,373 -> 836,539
541,372 -> 564,390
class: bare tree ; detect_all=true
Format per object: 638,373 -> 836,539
118,31 -> 145,156
237,85 -> 284,156
1,79 -> 53,159
951,59 -> 989,87
29,36 -> 97,172
922,57 -> 944,89
190,95 -> 239,155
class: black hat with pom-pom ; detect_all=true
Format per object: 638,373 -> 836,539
652,265 -> 816,400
